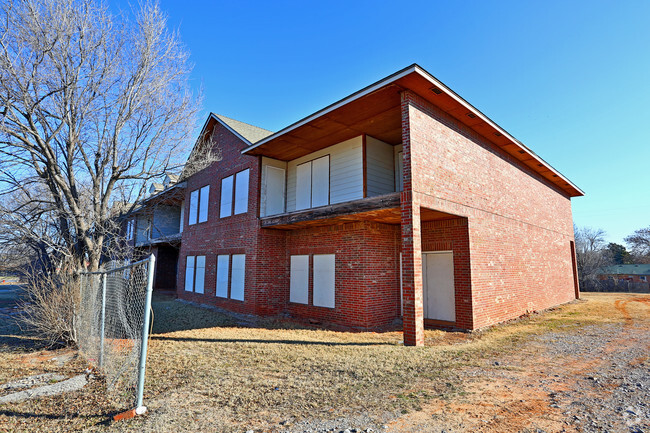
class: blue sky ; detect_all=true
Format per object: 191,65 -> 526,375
120,1 -> 649,245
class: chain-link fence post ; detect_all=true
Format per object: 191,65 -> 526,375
135,254 -> 155,412
99,272 -> 107,368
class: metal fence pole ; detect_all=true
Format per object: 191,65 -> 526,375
135,254 -> 155,411
99,272 -> 107,368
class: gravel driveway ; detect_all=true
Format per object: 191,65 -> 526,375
381,297 -> 650,433
282,296 -> 649,433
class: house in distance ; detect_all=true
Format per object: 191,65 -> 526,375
125,64 -> 583,346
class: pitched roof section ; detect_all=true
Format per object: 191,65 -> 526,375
600,264 -> 650,275
242,64 -> 584,197
214,114 -> 273,145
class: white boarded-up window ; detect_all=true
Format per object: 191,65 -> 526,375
295,155 -> 329,210
220,175 -> 234,218
194,256 -> 206,294
179,201 -> 184,233
290,255 -> 309,304
311,155 -> 329,207
126,220 -> 134,240
198,186 -> 209,223
215,255 -> 229,298
230,254 -> 246,301
184,255 -> 195,292
264,166 -> 285,216
188,190 -> 198,225
296,162 -> 311,210
313,254 -> 335,308
234,169 -> 250,215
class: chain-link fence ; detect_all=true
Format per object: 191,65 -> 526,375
77,255 -> 155,410
585,279 -> 650,293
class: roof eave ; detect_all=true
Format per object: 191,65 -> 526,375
241,64 -> 584,197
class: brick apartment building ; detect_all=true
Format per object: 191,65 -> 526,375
126,64 -> 583,346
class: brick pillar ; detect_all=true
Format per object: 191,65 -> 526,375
400,90 -> 424,347
401,199 -> 424,346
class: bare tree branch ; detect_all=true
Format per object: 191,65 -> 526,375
0,0 -> 199,272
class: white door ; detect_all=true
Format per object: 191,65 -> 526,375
423,252 -> 455,322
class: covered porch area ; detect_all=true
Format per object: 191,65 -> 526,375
401,205 -> 472,345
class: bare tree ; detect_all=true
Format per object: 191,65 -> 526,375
0,0 -> 199,272
625,226 -> 650,263
574,225 -> 609,290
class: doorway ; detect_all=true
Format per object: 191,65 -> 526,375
422,251 -> 455,322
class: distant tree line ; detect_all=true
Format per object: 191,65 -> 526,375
574,224 -> 650,291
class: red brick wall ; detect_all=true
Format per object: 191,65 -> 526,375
177,120 -> 262,314
284,221 -> 401,328
404,90 -> 576,330
176,119 -> 403,328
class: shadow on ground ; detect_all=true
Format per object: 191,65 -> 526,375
150,334 -> 392,346
150,293 -> 401,336
0,284 -> 50,353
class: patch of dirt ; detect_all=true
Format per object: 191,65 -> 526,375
385,293 -> 650,433
0,292 -> 647,433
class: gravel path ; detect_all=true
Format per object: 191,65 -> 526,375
276,303 -> 649,433
0,374 -> 87,404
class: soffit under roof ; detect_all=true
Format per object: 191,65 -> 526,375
242,65 -> 583,197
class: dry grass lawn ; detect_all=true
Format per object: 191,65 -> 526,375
0,292 -> 646,432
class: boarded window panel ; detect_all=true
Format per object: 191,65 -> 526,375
126,220 -> 134,240
194,255 -> 206,294
311,155 -> 329,207
184,256 -> 195,292
215,255 -> 229,298
295,162 -> 312,210
264,166 -> 285,216
220,175 -> 234,218
289,255 -> 309,304
234,169 -> 250,215
230,254 -> 246,301
179,201 -> 184,233
313,254 -> 335,308
198,185 -> 209,223
188,190 -> 198,225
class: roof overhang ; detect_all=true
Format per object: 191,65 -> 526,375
242,64 -> 584,197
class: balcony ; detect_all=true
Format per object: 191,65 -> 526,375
260,192 -> 401,230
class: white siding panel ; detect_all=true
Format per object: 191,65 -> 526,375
215,255 -> 229,298
394,145 -> 404,192
289,255 -> 309,304
261,157 -> 287,217
198,186 -> 209,223
286,136 -> 363,211
366,136 -> 395,196
230,254 -> 246,301
179,200 -> 184,233
220,175 -> 233,218
188,190 -> 198,225
295,162 -> 312,210
184,256 -> 195,292
194,255 -> 205,294
329,139 -> 363,204
313,254 -> 335,308
234,169 -> 249,215
311,155 -> 329,207
264,166 -> 286,216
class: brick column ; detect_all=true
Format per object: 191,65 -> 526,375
400,91 -> 424,347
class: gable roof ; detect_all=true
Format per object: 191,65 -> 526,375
600,264 -> 650,275
242,64 -> 584,197
213,114 -> 273,145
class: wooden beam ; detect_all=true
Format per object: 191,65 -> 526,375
261,193 -> 400,228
